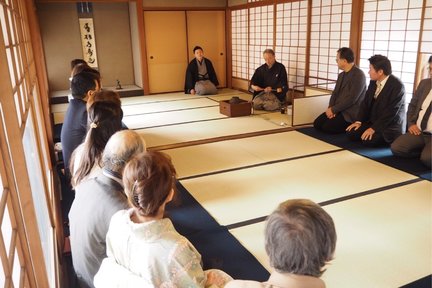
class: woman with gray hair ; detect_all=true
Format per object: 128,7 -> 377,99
226,199 -> 336,288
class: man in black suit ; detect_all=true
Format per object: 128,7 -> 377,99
61,69 -> 101,178
391,56 -> 432,168
314,47 -> 366,133
346,55 -> 405,146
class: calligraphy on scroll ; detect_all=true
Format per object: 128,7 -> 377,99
79,18 -> 98,67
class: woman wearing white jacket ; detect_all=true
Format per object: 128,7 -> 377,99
94,151 -> 231,288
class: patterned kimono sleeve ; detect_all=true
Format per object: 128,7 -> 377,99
166,238 -> 207,287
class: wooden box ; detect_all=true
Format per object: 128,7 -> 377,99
219,98 -> 252,117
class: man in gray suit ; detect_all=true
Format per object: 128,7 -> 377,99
391,56 -> 432,168
314,47 -> 367,133
69,130 -> 146,288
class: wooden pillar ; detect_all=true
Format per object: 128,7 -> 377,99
349,0 -> 364,66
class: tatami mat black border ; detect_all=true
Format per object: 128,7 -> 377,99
121,96 -> 208,106
131,116 -> 229,130
145,125 -> 298,151
400,275 -> 432,288
298,127 -> 432,181
224,178 -> 424,230
178,148 -> 344,181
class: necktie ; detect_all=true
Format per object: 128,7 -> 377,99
374,82 -> 382,98
420,101 -> 432,131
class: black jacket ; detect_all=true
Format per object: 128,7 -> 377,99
357,74 -> 406,143
250,61 -> 288,102
61,98 -> 88,175
184,58 -> 219,93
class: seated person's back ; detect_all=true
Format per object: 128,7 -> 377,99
61,69 -> 100,178
70,92 -> 123,187
226,199 -> 336,288
94,151 -> 231,287
69,130 -> 146,288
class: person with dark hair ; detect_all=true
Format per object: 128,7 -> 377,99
70,70 -> 101,100
314,47 -> 367,133
346,54 -> 406,146
86,89 -> 121,110
86,84 -> 128,130
184,46 -> 219,95
61,70 -> 101,181
69,130 -> 146,288
70,98 -> 123,187
70,58 -> 87,70
250,48 -> 288,111
226,199 -> 336,288
67,60 -> 99,101
391,56 -> 432,168
94,151 -> 232,287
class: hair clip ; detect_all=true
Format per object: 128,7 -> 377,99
90,122 -> 98,129
133,194 -> 140,207
132,180 -> 140,207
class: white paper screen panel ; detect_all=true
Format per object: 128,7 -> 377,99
292,94 -> 331,126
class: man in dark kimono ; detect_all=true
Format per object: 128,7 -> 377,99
184,46 -> 219,95
250,49 -> 288,111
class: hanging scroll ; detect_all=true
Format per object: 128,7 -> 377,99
79,18 -> 98,68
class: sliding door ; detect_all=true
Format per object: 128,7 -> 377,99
187,10 -> 226,87
144,11 -> 188,93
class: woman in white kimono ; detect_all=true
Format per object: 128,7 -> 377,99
94,151 -> 231,287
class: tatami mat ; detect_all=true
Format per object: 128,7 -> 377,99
137,115 -> 291,148
50,88 -> 246,113
53,88 -> 430,287
119,93 -> 198,105
229,181 -> 432,287
207,91 -> 252,102
162,131 -> 339,178
50,94 -> 198,114
50,88 -> 248,124
123,106 -> 227,129
52,97 -> 219,125
119,88 -> 251,105
180,150 -> 418,226
121,97 -> 218,116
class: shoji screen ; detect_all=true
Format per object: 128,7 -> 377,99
309,0 -> 352,90
248,5 -> 273,77
275,1 -> 308,91
360,0 -> 423,101
418,0 -> 432,82
0,0 -> 55,286
420,0 -> 432,53
231,2 -> 308,91
232,9 -> 248,79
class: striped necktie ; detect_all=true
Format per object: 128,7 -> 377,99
374,82 -> 382,98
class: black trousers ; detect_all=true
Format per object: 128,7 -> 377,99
314,112 -> 350,134
346,122 -> 387,147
